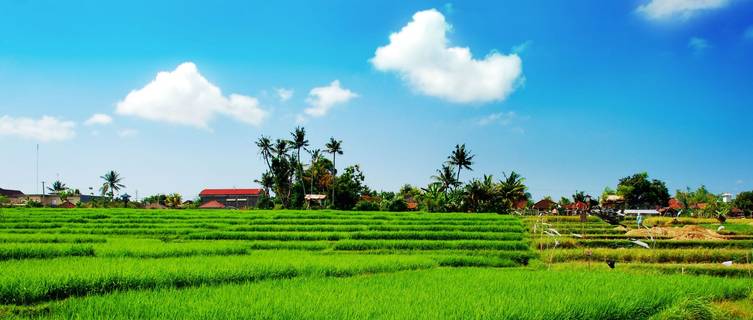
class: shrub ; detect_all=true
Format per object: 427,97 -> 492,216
353,200 -> 379,211
25,201 -> 43,208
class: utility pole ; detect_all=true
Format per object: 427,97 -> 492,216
41,181 -> 46,205
36,144 -> 39,194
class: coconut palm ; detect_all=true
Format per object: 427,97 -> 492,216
274,139 -> 289,159
447,144 -> 475,182
254,172 -> 274,196
255,135 -> 274,171
47,180 -> 67,194
499,171 -> 528,208
100,170 -> 125,200
432,165 -> 460,193
290,126 -> 309,196
307,148 -> 323,195
325,137 -> 343,207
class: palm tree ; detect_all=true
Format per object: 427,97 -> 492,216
447,144 -> 475,183
290,126 -> 309,197
254,172 -> 274,196
100,170 -> 125,200
499,171 -> 528,209
255,135 -> 274,171
47,180 -> 67,194
274,139 -> 289,158
307,148 -> 323,195
325,137 -> 343,207
432,165 -> 460,193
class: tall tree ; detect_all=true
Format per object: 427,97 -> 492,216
616,172 -> 669,209
447,144 -> 475,182
290,126 -> 310,197
47,180 -> 67,193
432,165 -> 460,193
307,148 -> 323,195
734,191 -> 753,217
100,170 -> 125,200
255,135 -> 274,172
325,137 -> 343,207
500,171 -> 528,208
254,172 -> 274,195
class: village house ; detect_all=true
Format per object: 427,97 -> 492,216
199,188 -> 264,209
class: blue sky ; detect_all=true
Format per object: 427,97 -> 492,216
1,0 -> 752,200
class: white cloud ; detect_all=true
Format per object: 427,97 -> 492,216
511,41 -> 533,54
84,113 -> 113,126
116,62 -> 267,129
0,115 -> 76,142
637,0 -> 730,20
117,128 -> 138,138
688,37 -> 710,53
478,111 -> 517,126
276,88 -> 294,102
303,80 -> 358,117
371,9 -> 523,104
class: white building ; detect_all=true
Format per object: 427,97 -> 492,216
721,193 -> 733,203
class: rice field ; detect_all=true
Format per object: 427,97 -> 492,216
0,208 -> 751,319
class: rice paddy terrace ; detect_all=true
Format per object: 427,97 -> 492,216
0,209 -> 751,319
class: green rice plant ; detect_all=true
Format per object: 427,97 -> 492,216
0,234 -> 106,244
0,251 -> 437,305
366,224 -> 524,233
246,241 -> 330,251
348,231 -> 524,241
333,240 -> 530,251
23,268 -> 752,320
91,239 -> 252,258
578,239 -> 753,249
548,248 -> 753,264
183,231 -> 345,241
0,244 -> 94,260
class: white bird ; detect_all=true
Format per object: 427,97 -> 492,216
570,233 -> 583,238
722,261 -> 733,267
631,240 -> 650,249
717,226 -> 725,232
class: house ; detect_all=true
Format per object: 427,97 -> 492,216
199,200 -> 225,209
22,194 -> 103,207
601,195 -> 625,209
533,199 -> 556,212
304,194 -> 327,208
0,188 -> 25,205
514,199 -> 528,210
563,201 -> 588,212
199,188 -> 264,209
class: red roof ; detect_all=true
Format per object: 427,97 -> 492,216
668,198 -> 683,210
199,189 -> 262,196
199,200 -> 225,209
565,202 -> 588,210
